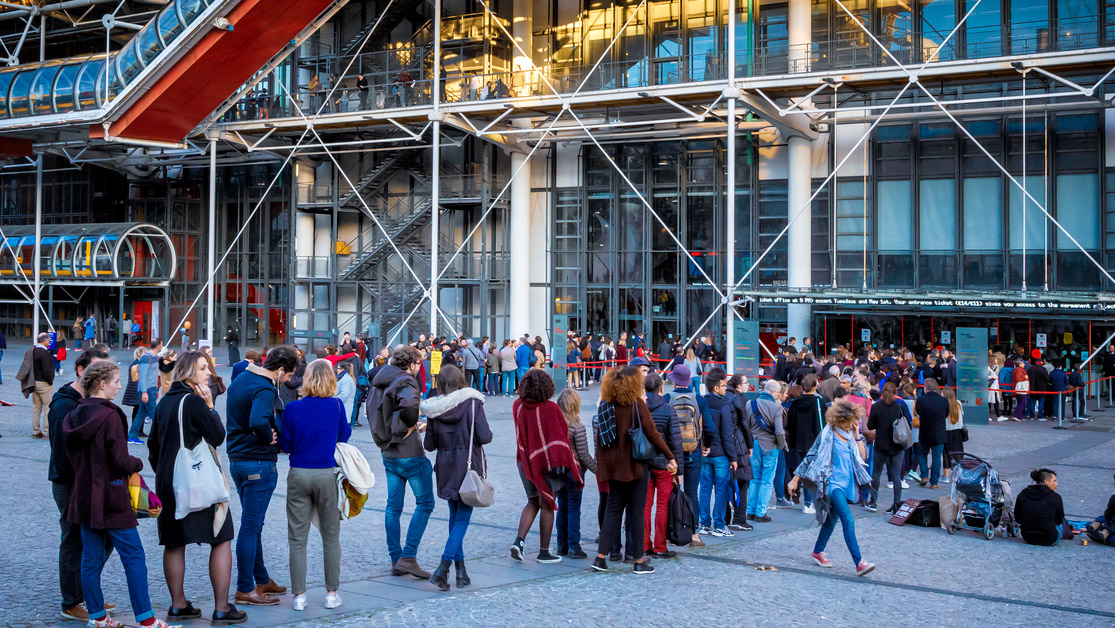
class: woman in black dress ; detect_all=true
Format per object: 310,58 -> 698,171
148,352 -> 246,624
225,328 -> 240,365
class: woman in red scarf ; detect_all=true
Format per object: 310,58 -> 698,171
511,370 -> 582,564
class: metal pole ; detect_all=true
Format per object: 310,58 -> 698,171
39,15 -> 45,62
119,288 -> 125,349
430,0 -> 441,337
1056,391 -> 1062,429
725,0 -> 736,373
32,154 -> 42,341
207,138 -> 217,346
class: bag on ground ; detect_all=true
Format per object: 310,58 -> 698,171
667,489 -> 696,546
906,499 -> 941,527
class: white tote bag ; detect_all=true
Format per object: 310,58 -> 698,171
173,395 -> 230,520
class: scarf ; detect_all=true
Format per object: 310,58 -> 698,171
513,399 -> 583,511
794,425 -> 872,525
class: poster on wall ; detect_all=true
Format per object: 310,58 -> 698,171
956,327 -> 989,425
940,330 -> 951,345
1036,333 -> 1047,348
553,314 -> 568,392
733,319 -> 760,378
150,301 -> 160,341
861,328 -> 871,342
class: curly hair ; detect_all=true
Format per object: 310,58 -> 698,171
517,368 -> 555,403
600,366 -> 642,406
825,399 -> 863,430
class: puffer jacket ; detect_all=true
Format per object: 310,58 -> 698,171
568,423 -> 597,475
421,387 -> 492,500
645,393 -> 683,471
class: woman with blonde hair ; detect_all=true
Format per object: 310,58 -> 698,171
278,359 -> 352,611
942,387 -> 965,483
149,352 -> 245,624
555,388 -> 596,559
787,400 -> 875,576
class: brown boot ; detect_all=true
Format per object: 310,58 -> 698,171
256,579 -> 287,595
234,590 -> 279,606
392,557 -> 431,579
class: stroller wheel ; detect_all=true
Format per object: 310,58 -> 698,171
983,523 -> 995,540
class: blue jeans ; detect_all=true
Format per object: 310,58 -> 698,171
747,443 -> 779,517
860,443 -> 875,503
698,455 -> 731,529
487,372 -> 500,395
813,487 -> 862,566
502,371 -> 516,395
774,449 -> 787,499
682,450 -> 702,520
1028,396 -> 1044,418
556,478 -> 584,551
383,455 -> 435,564
0,348 -> 4,383
230,460 -> 278,593
516,366 -> 528,385
79,525 -> 153,623
128,388 -> 157,439
442,499 -> 473,562
918,443 -> 944,486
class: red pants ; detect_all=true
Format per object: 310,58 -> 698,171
643,469 -> 674,553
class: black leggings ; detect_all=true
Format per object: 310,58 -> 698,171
870,449 -> 904,507
598,475 -> 649,561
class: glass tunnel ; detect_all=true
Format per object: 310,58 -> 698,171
0,223 -> 176,283
0,0 -> 218,119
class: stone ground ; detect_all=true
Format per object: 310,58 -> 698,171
1,343 -> 1113,627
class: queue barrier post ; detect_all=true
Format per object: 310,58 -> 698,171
1057,391 -> 1063,429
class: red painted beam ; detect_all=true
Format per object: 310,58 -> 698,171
109,0 -> 334,143
0,136 -> 33,158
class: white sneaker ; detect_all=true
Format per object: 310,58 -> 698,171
901,480 -> 910,489
324,592 -> 342,609
887,482 -> 893,489
941,477 -> 950,484
996,416 -> 1008,422
803,504 -> 816,515
293,595 -> 307,611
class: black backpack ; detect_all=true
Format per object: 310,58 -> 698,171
666,489 -> 696,546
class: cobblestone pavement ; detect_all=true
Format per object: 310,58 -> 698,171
1,344 -> 1113,627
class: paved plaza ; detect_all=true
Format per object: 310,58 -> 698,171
1,345 -> 1113,627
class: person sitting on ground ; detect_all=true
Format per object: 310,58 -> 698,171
1015,468 -> 1074,546
1085,472 -> 1115,546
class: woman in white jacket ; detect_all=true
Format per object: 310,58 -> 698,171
335,361 -> 357,427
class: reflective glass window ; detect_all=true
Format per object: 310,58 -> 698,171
8,70 -> 34,117
53,63 -> 79,112
76,59 -> 105,109
877,180 -> 911,250
179,0 -> 207,22
965,0 -> 1001,57
919,178 -> 957,251
1011,0 -> 1050,54
1007,175 -> 1045,250
117,42 -> 145,84
137,23 -> 163,63
920,0 -> 956,61
158,5 -> 184,44
1057,0 -> 1097,48
962,177 -> 1001,251
1055,173 -> 1099,250
0,71 -> 14,118
30,66 -> 59,115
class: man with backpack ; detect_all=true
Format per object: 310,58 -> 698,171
785,374 -> 828,514
664,364 -> 709,546
698,369 -> 738,537
366,345 -> 433,580
744,380 -> 786,522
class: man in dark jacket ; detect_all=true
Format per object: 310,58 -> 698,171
698,368 -> 738,537
1028,359 -> 1053,420
225,344 -> 298,606
914,378 -> 950,488
48,348 -> 111,621
367,344 -> 433,579
644,373 -> 683,557
785,374 -> 828,513
725,376 -> 754,532
24,332 -> 57,438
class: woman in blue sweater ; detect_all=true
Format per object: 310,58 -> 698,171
279,359 -> 351,612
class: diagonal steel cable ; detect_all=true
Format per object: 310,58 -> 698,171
0,225 -> 55,331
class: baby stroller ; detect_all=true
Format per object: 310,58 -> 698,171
946,453 -> 1019,540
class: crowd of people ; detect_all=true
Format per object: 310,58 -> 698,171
25,326 -> 1115,627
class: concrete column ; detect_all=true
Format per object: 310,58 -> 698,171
508,0 -> 533,337
786,0 -> 812,341
509,146 -> 531,338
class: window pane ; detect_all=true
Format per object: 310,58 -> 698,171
918,179 -> 956,251
1008,176 -> 1046,250
921,0 -> 956,60
1056,173 -> 1099,250
962,177 -> 1001,251
1011,0 -> 1051,54
877,180 -> 911,250
965,0 -> 1001,57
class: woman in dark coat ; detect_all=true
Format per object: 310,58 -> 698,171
593,366 -> 676,575
421,365 -> 492,590
63,361 -> 167,627
224,328 -> 240,366
149,352 -> 244,624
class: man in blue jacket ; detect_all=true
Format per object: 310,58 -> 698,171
515,334 -> 533,384
698,368 -> 738,537
225,345 -> 299,606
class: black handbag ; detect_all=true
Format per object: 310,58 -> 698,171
629,403 -> 655,462
960,427 -> 970,442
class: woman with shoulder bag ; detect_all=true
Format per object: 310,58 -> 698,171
149,352 -> 245,624
421,365 -> 493,591
865,382 -> 910,514
593,366 -> 676,575
279,359 -> 352,612
64,361 -> 179,628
